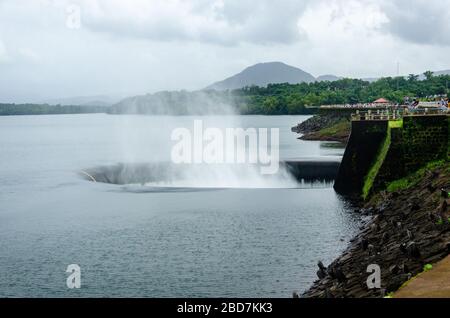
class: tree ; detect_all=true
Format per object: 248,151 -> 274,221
423,71 -> 434,81
262,96 -> 278,115
407,74 -> 419,82
286,95 -> 305,114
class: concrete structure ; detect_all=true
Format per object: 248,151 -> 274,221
334,114 -> 449,198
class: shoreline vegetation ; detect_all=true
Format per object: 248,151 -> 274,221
109,73 -> 450,115
3,72 -> 450,116
0,103 -> 108,116
292,113 -> 351,143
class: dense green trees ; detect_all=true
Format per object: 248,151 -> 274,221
235,72 -> 450,115
109,72 -> 450,115
3,72 -> 449,116
0,103 -> 107,116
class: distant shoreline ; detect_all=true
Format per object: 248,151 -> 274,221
0,103 -> 109,116
0,104 -> 315,117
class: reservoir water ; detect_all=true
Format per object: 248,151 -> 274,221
0,114 -> 360,297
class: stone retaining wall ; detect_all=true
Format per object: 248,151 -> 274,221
334,115 -> 449,197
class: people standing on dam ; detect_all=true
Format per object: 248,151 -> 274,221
438,98 -> 449,112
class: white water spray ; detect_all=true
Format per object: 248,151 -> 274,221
111,100 -> 298,188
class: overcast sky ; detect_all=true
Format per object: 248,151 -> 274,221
1,0 -> 450,102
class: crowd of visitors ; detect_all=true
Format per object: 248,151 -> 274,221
321,96 -> 449,113
404,95 -> 449,112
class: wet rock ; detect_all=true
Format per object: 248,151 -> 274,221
368,244 -> 375,256
377,203 -> 388,214
406,229 -> 413,239
324,288 -> 334,298
328,265 -> 346,283
364,207 -> 375,215
386,274 -> 411,292
427,184 -> 436,193
406,242 -> 421,259
391,191 -> 399,198
302,164 -> 450,299
438,200 -> 448,214
360,239 -> 369,250
409,203 -> 420,212
389,264 -> 400,275
317,261 -> 328,279
399,263 -> 409,274
401,211 -> 409,220
400,243 -> 407,254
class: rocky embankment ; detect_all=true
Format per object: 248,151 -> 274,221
302,163 -> 450,298
292,112 -> 351,143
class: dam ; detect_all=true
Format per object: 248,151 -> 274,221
334,110 -> 449,198
80,159 -> 341,187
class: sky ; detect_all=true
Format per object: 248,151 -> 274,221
1,0 -> 450,103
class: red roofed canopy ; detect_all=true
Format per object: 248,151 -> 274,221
373,98 -> 389,103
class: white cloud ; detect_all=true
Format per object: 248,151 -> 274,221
78,0 -> 309,45
18,48 -> 41,63
298,0 -> 388,44
0,39 -> 10,63
380,0 -> 450,46
0,0 -> 450,102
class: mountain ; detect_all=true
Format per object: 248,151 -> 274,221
206,62 -> 316,90
316,74 -> 342,82
435,69 -> 450,76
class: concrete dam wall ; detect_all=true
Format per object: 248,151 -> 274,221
334,114 -> 449,198
80,160 -> 341,186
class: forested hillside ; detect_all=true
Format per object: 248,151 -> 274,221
110,72 -> 450,115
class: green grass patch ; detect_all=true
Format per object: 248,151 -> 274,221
316,120 -> 350,137
386,178 -> 413,192
386,160 -> 447,192
423,264 -> 433,272
362,127 -> 391,199
388,119 -> 403,129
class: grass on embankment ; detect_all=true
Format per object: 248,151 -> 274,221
362,127 -> 392,200
316,119 -> 350,138
301,119 -> 351,143
388,119 -> 403,129
386,160 -> 449,192
361,119 -> 404,199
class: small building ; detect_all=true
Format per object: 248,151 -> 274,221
373,98 -> 389,104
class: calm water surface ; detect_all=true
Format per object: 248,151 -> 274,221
0,114 -> 359,297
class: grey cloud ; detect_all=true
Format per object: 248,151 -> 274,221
81,0 -> 309,46
2,0 -> 450,103
381,0 -> 450,45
